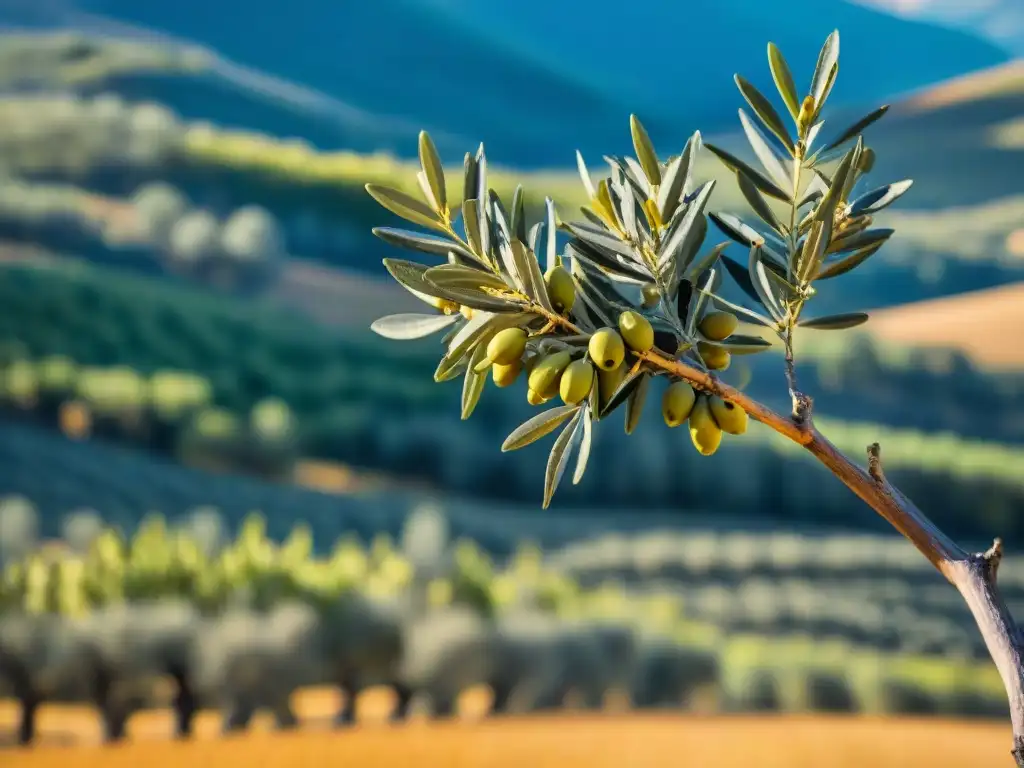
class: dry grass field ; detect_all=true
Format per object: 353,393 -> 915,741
0,688 -> 1013,768
866,282 -> 1024,369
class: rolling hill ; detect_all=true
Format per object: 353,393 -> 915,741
864,282 -> 1024,370
0,0 -> 1009,168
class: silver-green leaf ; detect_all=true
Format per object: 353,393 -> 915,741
543,408 -> 585,508
767,42 -> 800,121
366,184 -> 445,233
624,373 -> 650,435
810,30 -> 840,111
418,130 -> 446,211
502,404 -> 580,452
799,312 -> 869,330
734,74 -> 794,154
371,313 -> 459,340
630,114 -> 662,186
461,342 -> 488,419
738,108 -> 793,193
572,406 -> 593,485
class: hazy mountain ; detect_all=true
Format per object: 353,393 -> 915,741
850,0 -> 1024,57
413,0 -> 1009,139
1,0 -> 1008,168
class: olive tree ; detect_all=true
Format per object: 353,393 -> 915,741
365,30 -> 1024,763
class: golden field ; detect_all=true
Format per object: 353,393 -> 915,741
0,687 -> 1014,768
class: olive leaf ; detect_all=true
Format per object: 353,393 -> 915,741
571,264 -> 617,327
572,406 -> 594,485
462,200 -> 485,259
543,407 -> 585,509
434,357 -> 468,383
382,258 -> 443,300
798,219 -> 830,284
435,311 -> 496,381
709,212 -> 764,249
373,227 -> 480,266
418,130 -> 447,211
511,184 -> 527,243
849,180 -> 913,216
798,312 -> 869,330
576,150 -> 597,200
624,373 -> 650,435
709,294 -> 775,329
814,139 -> 860,227
734,74 -> 794,154
738,109 -> 792,192
461,342 -> 488,419
371,313 -> 459,340
810,30 -> 840,111
424,265 -> 511,293
767,42 -> 800,121
750,249 -> 786,322
623,157 -> 653,199
816,240 -> 885,280
365,184 -> 446,233
567,238 -> 651,284
463,152 -> 478,204
630,114 -> 661,186
827,227 -> 893,256
736,170 -> 783,233
823,104 -> 889,152
513,237 -> 554,311
805,121 -> 825,151
659,180 -> 715,274
703,143 -> 790,202
528,222 -> 543,256
717,334 -> 774,354
658,131 -> 701,221
599,369 -> 645,418
566,221 -> 634,259
545,198 -> 559,272
687,241 -> 731,284
502,404 -> 579,452
686,267 -> 719,335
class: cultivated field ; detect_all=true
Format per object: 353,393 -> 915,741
0,688 -> 1013,768
865,282 -> 1024,369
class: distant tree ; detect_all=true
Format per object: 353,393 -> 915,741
366,30 -> 1024,764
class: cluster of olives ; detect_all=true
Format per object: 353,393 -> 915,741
449,259 -> 750,457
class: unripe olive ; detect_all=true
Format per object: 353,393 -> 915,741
492,360 -> 521,388
618,310 -> 654,353
487,327 -> 528,366
858,147 -> 876,174
460,305 -> 475,320
544,266 -> 576,313
527,388 -> 551,406
709,395 -> 748,435
699,311 -> 738,341
588,328 -> 626,371
641,283 -> 661,308
559,359 -> 595,405
597,362 -> 626,408
689,396 -> 723,456
697,342 -> 731,371
527,350 -> 572,396
662,381 -> 696,427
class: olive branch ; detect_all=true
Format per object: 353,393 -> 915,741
365,30 -> 1024,764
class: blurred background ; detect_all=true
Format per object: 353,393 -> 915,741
0,0 -> 1022,764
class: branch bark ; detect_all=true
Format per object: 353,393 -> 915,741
641,347 -> 1024,765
